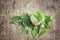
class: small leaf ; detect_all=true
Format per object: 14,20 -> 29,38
10,21 -> 16,24
32,28 -> 38,37
45,16 -> 52,29
39,27 -> 46,36
23,29 -> 30,35
18,21 -> 25,30
10,16 -> 21,24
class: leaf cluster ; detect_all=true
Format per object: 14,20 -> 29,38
10,11 -> 52,37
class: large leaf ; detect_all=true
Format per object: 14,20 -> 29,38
30,11 -> 45,26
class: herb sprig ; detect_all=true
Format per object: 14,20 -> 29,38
10,11 -> 52,37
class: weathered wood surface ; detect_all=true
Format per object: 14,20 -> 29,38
0,0 -> 60,40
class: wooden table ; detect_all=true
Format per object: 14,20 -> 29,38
0,0 -> 60,40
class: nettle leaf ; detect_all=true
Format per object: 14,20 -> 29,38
10,16 -> 22,24
21,13 -> 31,25
21,13 -> 35,29
32,28 -> 38,37
10,21 -> 16,24
45,16 -> 53,29
18,21 -> 25,30
39,27 -> 46,36
18,20 -> 30,35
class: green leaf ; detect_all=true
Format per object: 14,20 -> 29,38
45,16 -> 53,29
39,27 -> 46,36
34,11 -> 42,21
21,13 -> 31,25
18,20 -> 29,35
21,13 -> 35,29
18,21 -> 25,30
30,11 -> 45,25
10,16 -> 21,24
32,28 -> 38,37
23,29 -> 30,35
18,21 -> 30,35
10,21 -> 16,24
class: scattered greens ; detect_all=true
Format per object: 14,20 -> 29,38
10,11 -> 53,37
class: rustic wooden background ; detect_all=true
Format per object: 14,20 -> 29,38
0,0 -> 60,40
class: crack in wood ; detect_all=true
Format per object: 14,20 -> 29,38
47,5 -> 56,11
12,1 -> 16,10
53,0 -> 59,2
53,0 -> 60,3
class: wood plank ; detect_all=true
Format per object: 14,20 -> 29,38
0,0 -> 60,40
